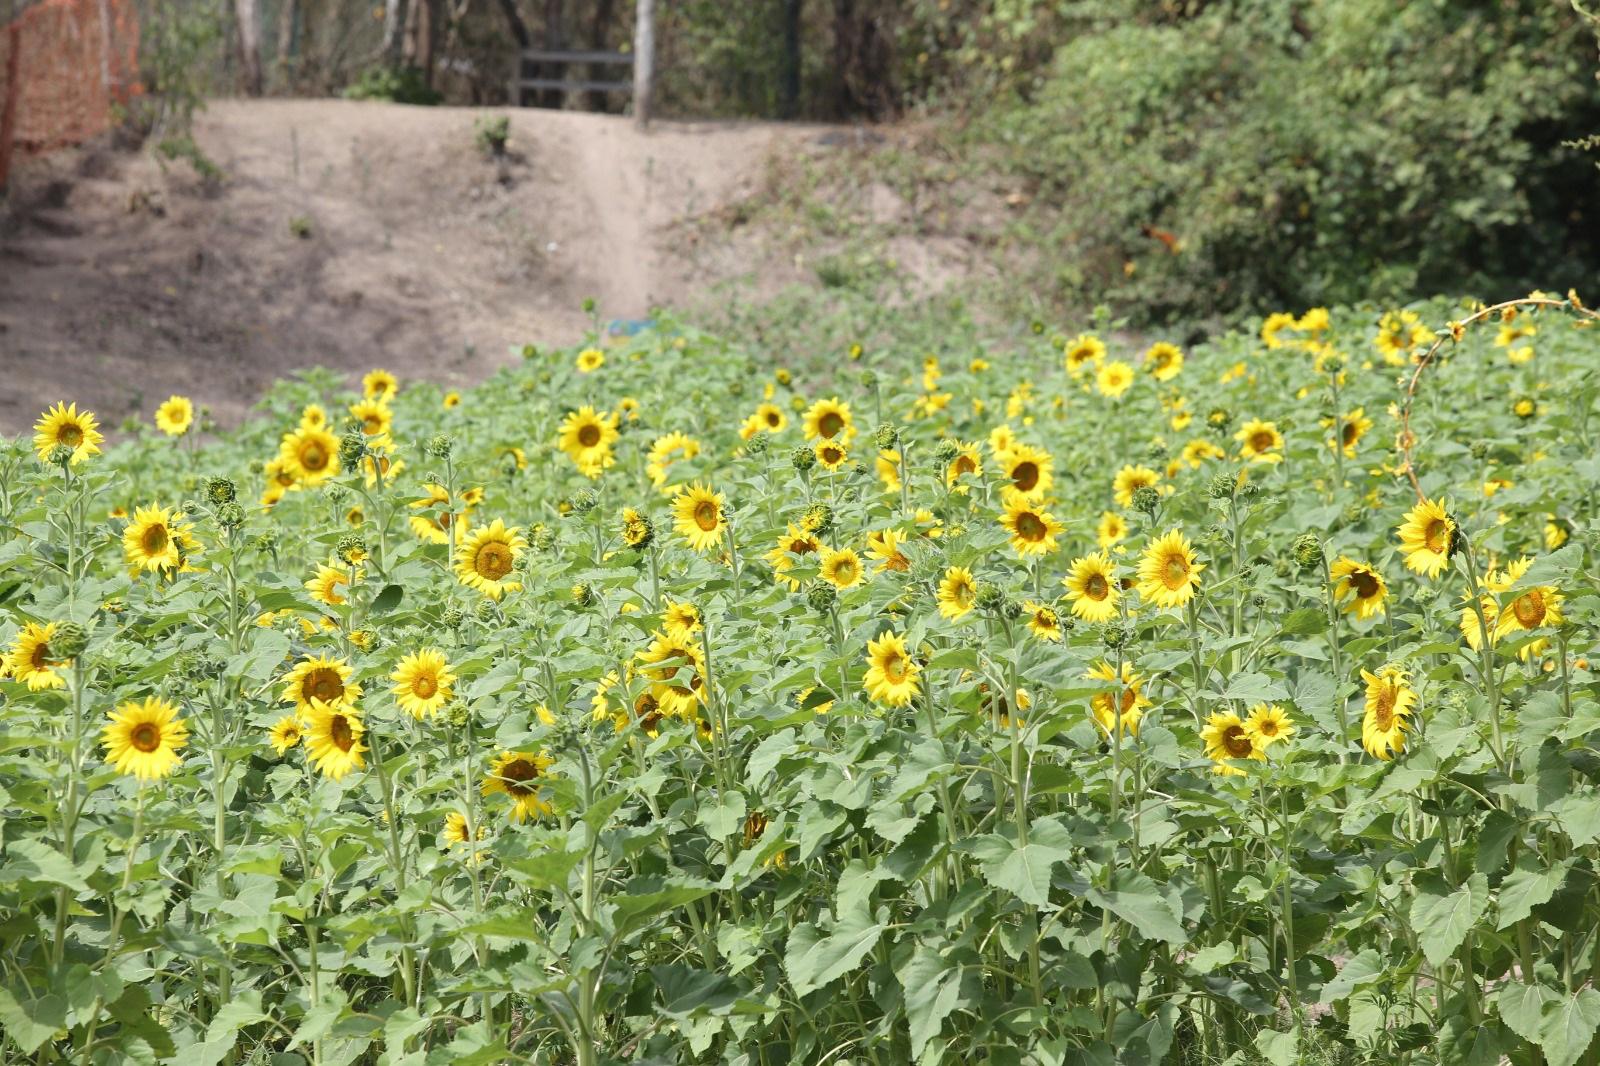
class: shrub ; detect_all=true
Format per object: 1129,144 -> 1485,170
342,65 -> 444,106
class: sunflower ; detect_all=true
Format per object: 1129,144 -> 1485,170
576,347 -> 605,373
945,442 -> 983,488
442,811 -> 487,852
1145,342 -> 1184,381
1375,310 -> 1432,365
363,369 -> 399,402
349,399 -> 393,440
820,547 -> 864,589
305,561 -> 354,607
261,458 -> 300,507
443,391 -> 462,409
766,525 -> 822,590
754,402 -> 787,433
1087,660 -> 1149,739
662,598 -> 702,639
123,505 -> 196,574
1000,443 -> 1053,499
1064,333 -> 1105,374
1023,601 -> 1063,642
1112,465 -> 1161,508
988,423 -> 1018,457
154,395 -> 194,436
281,654 -> 361,712
875,450 -> 902,493
1260,312 -> 1296,349
1064,552 -> 1119,623
1360,666 -> 1417,760
1243,704 -> 1294,749
1331,408 -> 1372,458
1202,712 -> 1264,774
937,566 -> 978,620
558,406 -> 620,477
1397,497 -> 1455,578
1000,493 -> 1065,557
5,621 -> 67,691
1235,420 -> 1284,465
482,751 -> 556,821
33,402 -> 104,465
1096,360 -> 1135,398
672,483 -> 727,553
1546,517 -> 1570,551
646,431 -> 700,489
1097,511 -> 1128,549
280,424 -> 341,485
1459,590 -> 1500,652
864,629 -> 920,706
815,439 -> 850,471
866,528 -> 911,573
637,629 -> 707,717
1137,529 -> 1204,609
456,519 -> 526,599
304,698 -> 367,780
1494,556 -> 1564,656
268,714 -> 304,755
102,697 -> 188,780
1329,557 -> 1387,620
1181,439 -> 1226,468
803,397 -> 856,443
391,648 -> 456,719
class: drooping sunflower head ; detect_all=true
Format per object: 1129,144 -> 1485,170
34,402 -> 104,465
802,397 -> 855,443
154,395 -> 195,437
1396,497 -> 1457,579
864,629 -> 920,707
102,696 -> 189,780
672,483 -> 726,553
455,519 -> 527,600
866,528 -> 911,573
391,648 -> 456,719
304,698 -> 367,780
1136,529 -> 1204,610
1064,551 -> 1119,623
482,750 -> 557,822
280,424 -> 341,485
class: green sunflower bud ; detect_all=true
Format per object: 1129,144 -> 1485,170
805,583 -> 837,614
216,502 -> 245,530
425,434 -> 454,460
745,433 -> 769,456
338,431 -> 366,469
205,477 -> 237,506
873,424 -> 899,450
791,445 -> 817,473
1131,485 -> 1161,517
51,621 -> 89,660
1292,533 -> 1324,571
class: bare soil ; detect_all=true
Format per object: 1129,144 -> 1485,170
0,99 -> 832,435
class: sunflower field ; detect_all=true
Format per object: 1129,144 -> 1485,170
3,293 -> 1600,1066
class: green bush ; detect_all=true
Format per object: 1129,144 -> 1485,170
985,0 -> 1600,322
342,65 -> 444,106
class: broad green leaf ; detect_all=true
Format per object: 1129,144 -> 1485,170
0,837 -> 90,891
1254,1028 -> 1298,1066
1409,873 -> 1487,967
1497,856 -> 1571,930
896,944 -> 963,1059
1498,980 -> 1560,1045
1087,870 -> 1186,945
0,985 -> 66,1053
784,905 -> 885,997
1542,988 -> 1600,1066
369,583 -> 404,614
699,791 -> 746,839
964,817 -> 1076,909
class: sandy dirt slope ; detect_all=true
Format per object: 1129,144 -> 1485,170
0,100 -> 824,435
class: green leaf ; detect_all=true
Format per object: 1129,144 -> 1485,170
650,965 -> 741,1019
699,791 -> 746,839
1542,988 -> 1600,1066
1254,1028 -> 1299,1066
1497,856 -> 1571,930
0,985 -> 66,1053
897,944 -> 963,1060
1498,980 -> 1560,1046
369,583 -> 404,614
0,837 -> 90,891
1410,873 -> 1487,967
1277,608 -> 1326,636
964,817 -> 1076,909
784,905 -> 885,997
1087,870 -> 1187,945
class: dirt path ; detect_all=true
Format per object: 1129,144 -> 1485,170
0,100 -> 821,435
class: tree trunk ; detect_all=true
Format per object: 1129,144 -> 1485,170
582,0 -> 616,111
381,0 -> 409,67
830,0 -> 895,120
537,0 -> 564,108
633,0 -> 653,126
276,0 -> 298,88
234,0 -> 263,95
778,0 -> 802,119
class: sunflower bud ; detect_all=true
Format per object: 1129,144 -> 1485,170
337,533 -> 368,565
1000,597 -> 1023,621
976,585 -> 1006,613
805,583 -> 837,614
326,484 -> 348,504
216,502 -> 245,530
1206,471 -> 1238,500
745,432 -> 769,456
1206,407 -> 1233,433
800,502 -> 834,536
350,627 -> 379,651
934,438 -> 960,462
338,431 -> 366,469
1030,319 -> 1045,335
1292,533 -> 1324,570
572,489 -> 599,515
1322,355 -> 1344,375
181,499 -> 200,515
571,583 -> 594,607
791,445 -> 817,473
46,443 -> 74,467
441,605 -> 466,630
1131,485 -> 1161,517
1468,440 -> 1490,462
1100,623 -> 1130,651
529,523 -> 556,551
476,598 -> 500,622
859,369 -> 878,390
873,423 -> 900,450
425,434 -> 454,460
776,367 -> 792,385
52,621 -> 89,660
205,477 -> 237,506
621,508 -> 654,549
444,700 -> 472,728
255,530 -> 280,554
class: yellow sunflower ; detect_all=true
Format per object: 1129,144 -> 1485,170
1330,557 -> 1388,621
1459,590 -> 1500,652
261,458 -> 300,507
646,431 -> 700,489
391,648 -> 456,719
576,347 -> 605,373
1064,551 -> 1119,623
154,395 -> 194,437
362,369 -> 399,402
123,505 -> 197,574
875,450 -> 902,493
1494,556 -> 1563,657
863,629 -> 920,707
1260,311 -> 1296,349
1000,443 -> 1053,499
1064,333 -> 1105,374
443,391 -> 462,409
304,698 -> 367,780
753,402 -> 787,433
1137,529 -> 1204,609
766,525 -> 823,590
1202,712 -> 1264,775
637,630 -> 706,717
944,443 -> 982,488
281,654 -> 361,712
1360,666 -> 1417,761
1087,660 -> 1149,739
815,439 -> 850,471
802,397 -> 856,443
279,424 -> 341,485
1243,704 -> 1294,750
1331,408 -> 1372,458
937,566 -> 978,620
456,519 -> 526,599
33,402 -> 104,465
305,561 -> 354,607
1235,420 -> 1284,465
558,407 -> 620,478
1180,438 -> 1226,468
102,696 -> 188,780
1112,465 -> 1161,508
866,528 -> 911,573
999,493 -> 1065,557
821,547 -> 864,589
662,598 -> 703,639
1097,511 -> 1128,549
1096,360 -> 1135,399
672,483 -> 727,553
1144,342 -> 1184,381
1396,497 -> 1455,578
482,750 -> 556,822
268,714 -> 304,755
1023,601 -> 1063,642
6,621 -> 67,690
349,399 -> 393,440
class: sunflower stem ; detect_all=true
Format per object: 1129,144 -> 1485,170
1320,554 -> 1349,759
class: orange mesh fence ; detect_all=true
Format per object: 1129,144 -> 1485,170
0,0 -> 139,189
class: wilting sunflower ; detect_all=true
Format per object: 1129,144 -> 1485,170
1000,493 -> 1065,557
766,525 -> 823,590
558,405 -> 620,472
672,483 -> 727,553
937,566 -> 978,620
820,547 -> 864,589
305,561 -> 355,607
280,424 -> 340,485
1243,704 -> 1294,749
944,442 -> 982,488
1330,557 -> 1388,620
33,402 -> 104,465
1235,419 -> 1284,465
304,698 -> 367,780
867,529 -> 911,573
662,598 -> 702,639
123,505 -> 196,574
456,519 -> 526,600
282,654 -> 361,713
803,397 -> 856,443
363,368 -> 399,402
1137,529 -> 1204,609
154,395 -> 194,437
349,399 -> 393,440
102,696 -> 188,780
863,629 -> 920,706
1087,660 -> 1149,739
391,648 -> 456,718
482,750 -> 556,821
1000,443 -> 1053,499
1360,666 -> 1417,760
1202,712 -> 1264,775
1330,408 -> 1372,458
1064,333 -> 1105,374
1096,360 -> 1135,399
1494,556 -> 1563,657
1064,551 -> 1119,623
268,714 -> 304,755
1112,465 -> 1161,508
1023,601 -> 1063,642
814,439 -> 850,472
5,621 -> 67,691
1097,511 -> 1128,549
1144,342 -> 1184,381
1397,497 -> 1455,578
576,347 -> 605,373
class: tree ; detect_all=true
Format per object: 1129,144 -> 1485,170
233,0 -> 263,94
